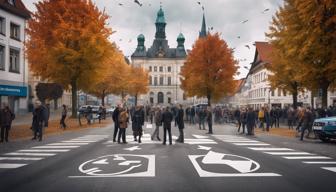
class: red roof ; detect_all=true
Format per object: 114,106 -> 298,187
0,0 -> 31,19
255,41 -> 272,64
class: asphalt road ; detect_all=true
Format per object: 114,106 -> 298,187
0,122 -> 335,192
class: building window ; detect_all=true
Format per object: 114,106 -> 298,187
283,90 -> 287,96
154,66 -> 157,72
0,45 -> 5,70
149,66 -> 152,72
271,90 -> 275,97
154,77 -> 158,86
9,48 -> 20,73
10,23 -> 20,41
167,66 -> 171,72
149,76 -> 152,85
159,66 -> 163,72
277,88 -> 281,97
158,92 -> 164,104
167,76 -> 171,85
159,76 -> 164,85
0,17 -> 5,35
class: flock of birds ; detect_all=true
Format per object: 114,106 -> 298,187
114,1 -> 271,71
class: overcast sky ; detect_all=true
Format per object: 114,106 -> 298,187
23,0 -> 283,78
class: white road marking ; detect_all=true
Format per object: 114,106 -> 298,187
64,140 -> 97,143
303,161 -> 336,164
19,149 -> 70,152
233,143 -> 270,146
5,152 -> 56,156
124,146 -> 141,151
248,147 -> 294,151
321,167 -> 336,173
0,163 -> 26,169
48,143 -> 89,146
283,156 -> 332,160
0,157 -> 43,161
223,140 -> 260,143
198,145 -> 212,151
186,141 -> 217,145
265,152 -> 314,155
193,134 -> 209,139
33,146 -> 80,149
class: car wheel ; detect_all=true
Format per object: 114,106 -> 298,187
319,136 -> 330,142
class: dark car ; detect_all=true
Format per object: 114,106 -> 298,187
313,117 -> 336,142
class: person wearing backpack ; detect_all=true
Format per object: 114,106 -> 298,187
0,103 -> 15,143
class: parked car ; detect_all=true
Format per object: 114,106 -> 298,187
313,117 -> 336,142
78,105 -> 100,118
106,106 -> 115,115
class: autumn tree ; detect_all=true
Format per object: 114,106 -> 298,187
180,33 -> 238,106
268,0 -> 336,107
26,0 -> 113,117
35,83 -> 64,108
86,49 -> 129,106
127,66 -> 149,106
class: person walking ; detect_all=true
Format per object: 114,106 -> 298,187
300,107 -> 313,141
0,103 -> 15,143
190,106 -> 196,124
112,105 -> 121,142
198,108 -> 206,130
265,107 -> 271,132
151,107 -> 162,141
206,106 -> 213,134
162,107 -> 173,145
287,107 -> 295,129
258,107 -> 265,131
32,101 -> 48,141
176,104 -> 185,143
132,105 -> 145,143
246,107 -> 256,135
234,108 -> 241,129
60,104 -> 67,129
239,108 -> 247,134
118,108 -> 129,144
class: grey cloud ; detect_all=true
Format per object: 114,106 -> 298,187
23,0 -> 283,78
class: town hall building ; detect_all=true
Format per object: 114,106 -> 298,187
131,6 -> 207,105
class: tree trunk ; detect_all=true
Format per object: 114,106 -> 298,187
135,93 -> 138,106
207,94 -> 211,107
321,81 -> 329,108
101,90 -> 106,106
311,89 -> 315,109
292,83 -> 298,109
54,98 -> 58,110
71,80 -> 78,118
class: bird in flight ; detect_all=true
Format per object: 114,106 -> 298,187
245,45 -> 250,49
134,0 -> 142,7
237,36 -> 241,39
242,20 -> 249,24
262,8 -> 270,13
118,3 -> 123,6
244,66 -> 249,69
197,1 -> 201,5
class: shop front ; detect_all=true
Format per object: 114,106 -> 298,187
0,84 -> 28,114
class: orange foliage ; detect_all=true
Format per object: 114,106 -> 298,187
180,33 -> 238,105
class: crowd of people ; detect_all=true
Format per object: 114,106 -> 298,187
232,105 -> 336,141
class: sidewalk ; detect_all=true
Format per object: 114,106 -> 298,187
7,110 -> 113,141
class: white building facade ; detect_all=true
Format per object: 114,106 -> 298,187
0,0 -> 30,114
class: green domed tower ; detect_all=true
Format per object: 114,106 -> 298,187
155,6 -> 166,39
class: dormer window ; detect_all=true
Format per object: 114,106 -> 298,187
8,0 -> 15,6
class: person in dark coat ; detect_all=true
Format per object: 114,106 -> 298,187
60,104 -> 67,129
246,107 -> 256,135
162,107 -> 173,145
112,105 -> 121,142
198,108 -> 206,130
300,107 -> 313,141
151,107 -> 162,141
206,107 -> 213,134
32,101 -> 48,141
190,106 -> 196,124
0,103 -> 15,143
176,104 -> 185,143
132,105 -> 145,143
239,108 -> 247,134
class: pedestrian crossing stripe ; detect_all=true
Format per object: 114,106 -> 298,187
0,163 -> 26,169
